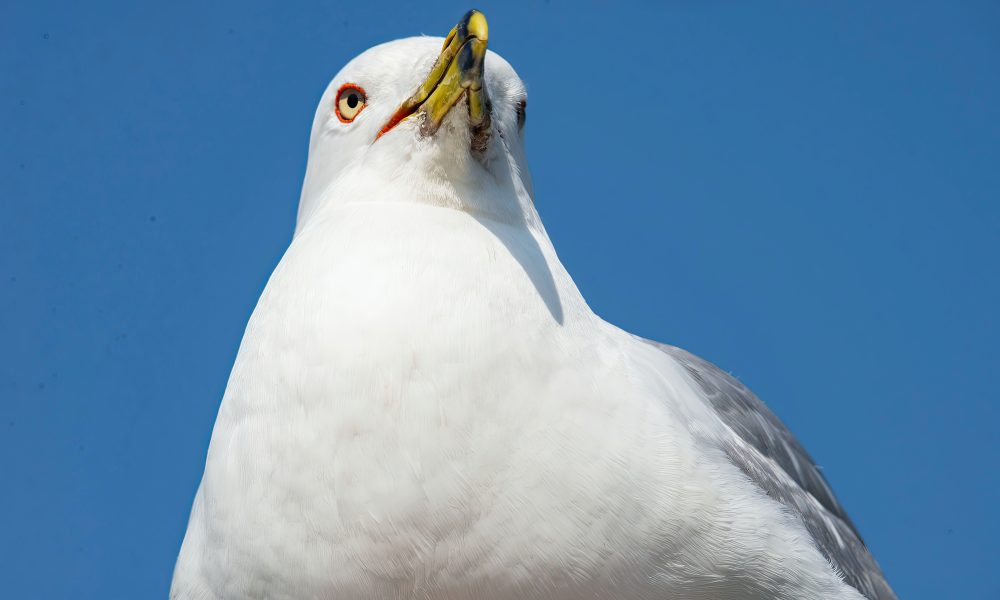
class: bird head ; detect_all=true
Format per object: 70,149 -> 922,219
296,10 -> 533,230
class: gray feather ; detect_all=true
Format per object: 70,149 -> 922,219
643,340 -> 897,600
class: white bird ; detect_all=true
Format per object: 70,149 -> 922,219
172,10 -> 896,600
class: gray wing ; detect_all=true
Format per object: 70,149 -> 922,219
643,340 -> 897,600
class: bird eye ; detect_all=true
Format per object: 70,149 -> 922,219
516,99 -> 527,129
335,84 -> 367,123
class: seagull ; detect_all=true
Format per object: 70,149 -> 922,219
172,10 -> 896,600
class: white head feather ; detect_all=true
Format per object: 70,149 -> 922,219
296,37 -> 534,232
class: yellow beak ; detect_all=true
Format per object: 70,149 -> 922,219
377,10 -> 491,147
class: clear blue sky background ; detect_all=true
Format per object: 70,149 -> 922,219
2,1 -> 998,598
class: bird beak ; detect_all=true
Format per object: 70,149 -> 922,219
377,10 -> 491,149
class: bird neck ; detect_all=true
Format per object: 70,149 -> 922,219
297,145 -> 539,236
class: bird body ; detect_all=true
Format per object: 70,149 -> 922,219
172,14 -> 895,600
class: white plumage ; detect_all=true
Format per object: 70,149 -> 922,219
172,19 -> 893,600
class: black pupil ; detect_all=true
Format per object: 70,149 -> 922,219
346,93 -> 359,109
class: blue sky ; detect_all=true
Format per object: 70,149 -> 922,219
2,1 -> 998,598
